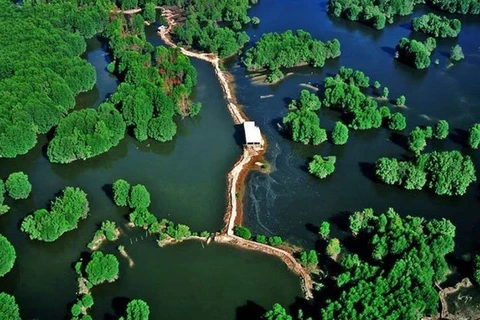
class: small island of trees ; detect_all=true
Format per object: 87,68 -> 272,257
396,37 -> 437,69
375,150 -> 476,195
174,0 -> 254,57
243,30 -> 341,83
412,13 -> 461,38
123,299 -> 150,320
21,187 -> 89,242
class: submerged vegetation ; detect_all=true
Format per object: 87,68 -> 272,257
244,30 -> 341,82
21,187 -> 89,242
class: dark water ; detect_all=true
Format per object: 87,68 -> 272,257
237,0 -> 480,258
0,36 -> 302,319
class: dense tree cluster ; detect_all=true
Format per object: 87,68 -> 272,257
396,37 -> 437,69
173,0 -> 253,57
0,234 -> 16,277
328,0 -> 422,29
388,112 -> 407,131
21,187 -> 89,241
429,0 -> 480,14
5,172 -> 32,200
47,103 -> 125,163
0,292 -> 21,320
85,251 -> 120,285
375,150 -> 476,195
323,68 -> 390,130
412,13 -> 461,38
244,30 -> 341,82
321,208 -> 456,319
105,15 -> 200,142
308,155 -> 336,179
283,90 -> 327,145
0,1 -> 111,158
468,123 -> 480,149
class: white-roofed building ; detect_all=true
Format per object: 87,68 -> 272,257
243,121 -> 262,145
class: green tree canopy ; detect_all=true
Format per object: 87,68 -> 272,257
331,121 -> 349,145
5,172 -> 31,200
433,120 -> 449,139
234,226 -> 252,240
21,187 -> 89,241
412,13 -> 461,38
308,155 -> 336,179
126,299 -> 150,320
0,292 -> 21,320
85,251 -> 119,285
113,179 -> 131,207
0,234 -> 16,277
388,112 -> 406,131
128,184 -> 151,209
468,123 -> 480,149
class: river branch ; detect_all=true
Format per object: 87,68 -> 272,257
157,7 -> 313,299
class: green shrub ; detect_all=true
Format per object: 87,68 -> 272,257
255,234 -> 267,244
268,236 -> 283,246
234,226 -> 252,240
113,179 -> 130,207
128,184 -> 151,209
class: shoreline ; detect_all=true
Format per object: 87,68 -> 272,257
157,7 -> 313,299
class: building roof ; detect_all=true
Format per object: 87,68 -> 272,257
243,121 -> 262,144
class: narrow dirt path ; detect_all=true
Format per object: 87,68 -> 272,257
157,7 -> 313,299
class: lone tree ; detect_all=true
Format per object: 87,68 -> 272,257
396,95 -> 406,107
319,221 -> 330,239
468,123 -> 480,149
331,121 -> 349,145
0,234 -> 16,277
113,179 -> 131,207
128,184 -> 151,209
308,155 -> 336,179
126,299 -> 150,320
450,45 -> 464,61
326,238 -> 341,257
0,292 -> 21,320
388,113 -> 407,131
433,120 -> 449,139
5,172 -> 32,200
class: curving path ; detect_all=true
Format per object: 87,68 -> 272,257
157,7 -> 313,299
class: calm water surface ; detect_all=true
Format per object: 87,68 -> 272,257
237,0 -> 480,258
0,35 -> 302,319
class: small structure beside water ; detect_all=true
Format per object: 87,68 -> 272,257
243,121 -> 262,145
